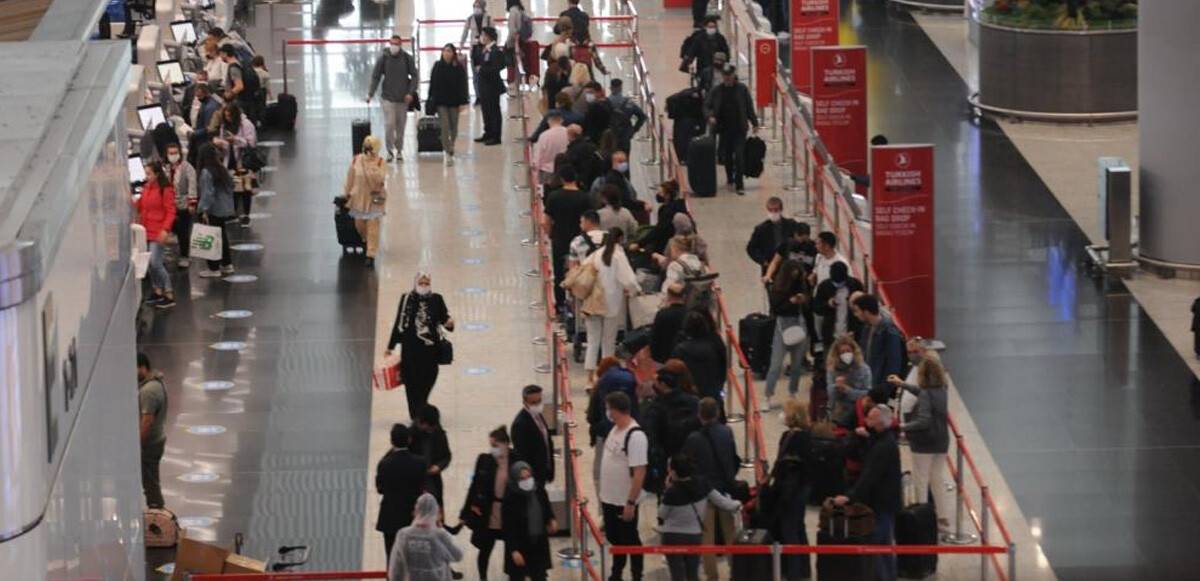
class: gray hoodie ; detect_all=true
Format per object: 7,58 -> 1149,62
658,479 -> 740,535
369,49 -> 417,103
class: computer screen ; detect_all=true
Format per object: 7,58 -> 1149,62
136,104 -> 166,131
156,60 -> 184,86
128,155 -> 146,185
170,20 -> 196,44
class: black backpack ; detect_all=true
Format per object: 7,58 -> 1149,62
622,426 -> 664,494
229,59 -> 260,103
661,396 -> 701,459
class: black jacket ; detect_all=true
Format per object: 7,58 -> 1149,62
671,334 -> 728,401
502,486 -> 555,575
705,82 -> 758,135
375,448 -> 429,534
477,44 -> 506,94
427,59 -> 470,110
641,389 -> 701,461
682,31 -> 730,73
388,292 -> 451,352
650,303 -> 688,363
582,98 -> 614,145
680,423 -> 740,492
512,409 -> 556,484
847,430 -> 902,515
746,218 -> 800,271
858,317 -> 906,388
641,198 -> 689,254
812,277 -> 865,343
773,429 -> 813,509
566,138 -> 603,189
412,427 -> 452,501
460,453 -> 501,547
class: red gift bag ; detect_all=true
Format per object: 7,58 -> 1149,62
373,353 -> 402,390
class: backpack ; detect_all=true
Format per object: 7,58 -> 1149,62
744,135 -> 766,178
661,395 -> 701,460
677,260 -> 719,313
518,11 -> 534,41
622,426 -> 664,494
229,59 -> 261,104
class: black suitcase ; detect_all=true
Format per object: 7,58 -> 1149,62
807,436 -> 846,506
896,472 -> 939,579
686,134 -> 717,197
417,115 -> 442,152
266,93 -> 298,130
730,528 -> 772,581
817,506 -> 877,581
332,198 -> 365,253
744,136 -> 766,178
672,119 -> 699,164
352,118 -> 372,154
738,313 -> 774,376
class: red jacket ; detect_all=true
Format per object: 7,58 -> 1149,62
136,181 -> 177,241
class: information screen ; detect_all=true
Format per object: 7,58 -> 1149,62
137,104 -> 166,131
170,20 -> 196,44
157,60 -> 184,85
128,155 -> 146,184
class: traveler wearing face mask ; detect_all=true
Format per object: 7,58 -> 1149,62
587,353 -> 639,486
461,0 -> 493,104
705,64 -> 759,195
589,151 -> 638,208
511,385 -> 556,484
387,272 -> 455,421
680,17 -> 730,75
502,461 -> 558,581
367,35 -> 418,161
746,196 -> 800,275
165,143 -> 197,268
634,180 -> 688,255
388,493 -> 464,581
474,27 -> 506,145
762,259 -> 812,410
343,134 -> 387,267
825,335 -> 872,427
579,82 -> 613,144
456,426 -> 512,581
598,391 -> 649,581
813,261 -> 865,353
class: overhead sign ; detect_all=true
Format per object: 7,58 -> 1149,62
871,144 -> 936,339
812,46 -> 868,181
753,35 -> 778,108
790,0 -> 839,95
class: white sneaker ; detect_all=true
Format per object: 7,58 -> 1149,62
395,151 -> 404,161
177,258 -> 190,268
198,269 -> 221,278
220,265 -> 235,274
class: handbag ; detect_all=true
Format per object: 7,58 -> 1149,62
372,352 -> 402,390
189,223 -> 222,261
627,293 -> 662,329
702,428 -> 751,502
562,261 -> 598,300
581,282 -> 607,317
239,145 -> 267,171
436,336 -> 454,365
781,320 -> 807,347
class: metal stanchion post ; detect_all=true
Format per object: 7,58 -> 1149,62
579,501 -> 590,581
726,339 -> 743,424
514,158 -> 531,191
600,541 -> 609,581
740,405 -> 754,469
943,436 -> 979,544
281,39 -> 288,94
980,487 -> 991,581
1008,543 -> 1017,581
557,412 -> 582,560
771,543 -> 783,581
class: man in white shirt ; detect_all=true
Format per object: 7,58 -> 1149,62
812,230 -> 848,286
568,210 -> 606,268
599,391 -> 647,581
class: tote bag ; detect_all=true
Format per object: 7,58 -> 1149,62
189,223 -> 223,261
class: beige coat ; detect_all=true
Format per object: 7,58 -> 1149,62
343,153 -> 387,215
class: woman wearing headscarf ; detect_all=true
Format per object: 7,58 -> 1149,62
457,426 -> 511,580
388,272 -> 455,420
389,493 -> 464,581
501,461 -> 557,581
344,134 -> 387,266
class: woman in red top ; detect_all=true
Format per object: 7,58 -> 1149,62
136,161 -> 177,308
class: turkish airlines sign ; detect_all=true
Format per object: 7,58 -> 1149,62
790,0 -> 839,95
871,144 -> 936,339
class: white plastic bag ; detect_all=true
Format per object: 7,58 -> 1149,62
189,223 -> 222,261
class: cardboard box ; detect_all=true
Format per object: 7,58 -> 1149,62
224,553 -> 268,574
170,531 -> 231,581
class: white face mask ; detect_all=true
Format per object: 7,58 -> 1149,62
518,477 -> 536,492
415,284 -> 432,296
473,8 -> 483,15
389,44 -> 402,55
839,352 -> 854,365
767,211 -> 781,222
527,402 -> 545,415
491,446 -> 504,458
167,153 -> 181,164
584,92 -> 596,103
705,27 -> 717,36
605,410 -> 614,423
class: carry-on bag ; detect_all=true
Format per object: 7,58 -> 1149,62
738,313 -> 774,376
730,528 -> 773,581
817,501 -> 877,581
896,471 -> 939,578
686,134 -> 717,197
807,435 -> 846,505
352,117 -> 372,154
266,93 -> 298,130
417,115 -> 443,152
332,197 -> 365,252
144,507 -> 180,548
743,135 -> 766,178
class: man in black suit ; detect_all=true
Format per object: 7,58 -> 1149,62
746,196 -> 801,275
474,27 -> 506,145
375,423 -> 428,563
511,384 -> 555,484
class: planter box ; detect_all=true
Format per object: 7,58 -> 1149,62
976,19 -> 1137,120
889,0 -> 964,11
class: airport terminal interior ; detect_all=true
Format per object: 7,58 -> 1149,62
2,0 -> 1200,580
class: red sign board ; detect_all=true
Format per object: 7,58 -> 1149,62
871,145 -> 936,339
753,37 -> 777,108
812,46 -> 868,180
790,0 -> 839,94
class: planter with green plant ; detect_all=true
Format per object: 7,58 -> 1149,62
982,0 -> 1137,30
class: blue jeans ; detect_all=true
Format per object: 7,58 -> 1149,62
765,316 -> 807,399
872,511 -> 897,581
147,241 -> 172,294
779,486 -> 811,581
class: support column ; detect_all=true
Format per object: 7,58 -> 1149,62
1139,1 -> 1200,267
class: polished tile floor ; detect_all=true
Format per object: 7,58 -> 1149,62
139,0 -> 1200,580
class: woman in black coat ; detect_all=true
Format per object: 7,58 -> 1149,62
502,461 -> 557,581
388,271 -> 455,420
670,309 -> 728,413
427,43 -> 470,164
457,426 -> 512,580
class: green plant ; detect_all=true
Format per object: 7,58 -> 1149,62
982,0 -> 1137,29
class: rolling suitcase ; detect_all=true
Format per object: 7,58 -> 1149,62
352,118 -> 372,154
730,528 -> 773,581
896,472 -> 939,579
807,436 -> 846,506
686,134 -> 717,197
738,313 -> 774,376
817,503 -> 877,581
417,115 -> 443,152
266,93 -> 298,130
332,197 -> 365,253
744,135 -> 766,178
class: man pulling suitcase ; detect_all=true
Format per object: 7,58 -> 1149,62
704,64 -> 759,195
